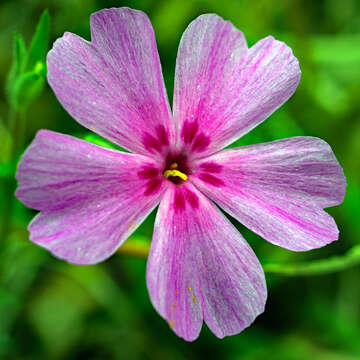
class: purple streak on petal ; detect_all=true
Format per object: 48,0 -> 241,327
174,190 -> 186,212
198,173 -> 224,187
47,8 -> 175,156
144,179 -> 162,196
172,187 -> 200,212
199,162 -> 223,173
193,137 -> 346,251
146,184 -> 266,341
156,125 -> 170,146
180,120 -> 211,153
142,132 -> 163,154
15,130 -> 165,264
184,188 -> 199,209
191,133 -> 211,152
173,14 -> 300,158
137,167 -> 159,179
181,120 -> 199,144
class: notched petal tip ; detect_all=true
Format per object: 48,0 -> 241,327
16,130 -> 164,265
260,35 -> 302,82
90,6 -> 147,19
46,6 -> 174,155
147,184 -> 267,341
173,14 -> 301,155
89,7 -> 153,45
194,136 -> 346,253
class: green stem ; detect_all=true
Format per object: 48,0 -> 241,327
0,109 -> 27,250
118,240 -> 360,276
12,110 -> 26,156
263,245 -> 360,276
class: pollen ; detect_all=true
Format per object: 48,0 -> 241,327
163,163 -> 188,181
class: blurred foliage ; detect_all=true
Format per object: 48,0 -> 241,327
6,10 -> 49,111
0,0 -> 360,359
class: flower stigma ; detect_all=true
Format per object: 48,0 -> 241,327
163,162 -> 188,181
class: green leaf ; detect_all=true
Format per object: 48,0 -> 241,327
11,67 -> 45,110
263,245 -> 360,276
119,235 -> 151,258
82,132 -> 127,152
6,32 -> 27,104
83,132 -> 117,149
6,10 -> 49,110
27,9 -> 50,72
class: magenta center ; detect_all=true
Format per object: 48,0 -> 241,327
163,153 -> 190,184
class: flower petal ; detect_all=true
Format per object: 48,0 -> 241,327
192,137 -> 346,251
146,183 -> 266,341
47,7 -> 174,156
16,130 -> 165,264
173,14 -> 300,157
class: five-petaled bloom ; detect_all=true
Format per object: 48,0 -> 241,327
16,7 -> 346,341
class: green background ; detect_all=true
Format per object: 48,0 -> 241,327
1,0 -> 360,359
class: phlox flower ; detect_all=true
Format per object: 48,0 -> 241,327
15,7 -> 346,341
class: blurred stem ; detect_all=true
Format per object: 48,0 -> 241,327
0,108 -> 27,250
336,267 -> 360,323
9,108 -> 27,156
8,107 -> 16,132
118,241 -> 360,276
263,245 -> 360,276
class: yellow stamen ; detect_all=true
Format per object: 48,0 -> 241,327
163,163 -> 187,181
163,169 -> 188,181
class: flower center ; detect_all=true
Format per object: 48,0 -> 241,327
163,153 -> 190,184
163,163 -> 188,181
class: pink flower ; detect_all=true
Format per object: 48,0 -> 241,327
15,8 -> 346,341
